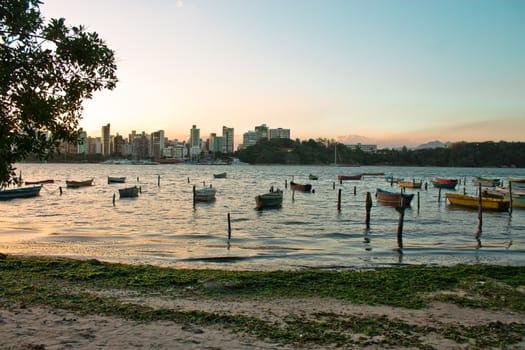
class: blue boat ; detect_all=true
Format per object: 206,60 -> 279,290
0,185 -> 43,200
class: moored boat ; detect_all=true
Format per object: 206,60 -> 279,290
290,181 -> 312,192
24,179 -> 54,185
108,176 -> 126,184
472,177 -> 500,187
337,174 -> 362,181
385,175 -> 404,184
118,186 -> 139,198
0,185 -> 42,200
255,189 -> 283,210
376,188 -> 414,207
445,193 -> 509,211
308,174 -> 319,180
431,178 -> 458,189
399,180 -> 423,189
213,172 -> 227,179
66,179 -> 94,188
194,187 -> 217,202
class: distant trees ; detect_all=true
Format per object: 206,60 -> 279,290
0,0 -> 117,187
236,140 -> 525,168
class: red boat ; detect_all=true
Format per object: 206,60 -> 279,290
431,178 -> 458,189
337,174 -> 362,181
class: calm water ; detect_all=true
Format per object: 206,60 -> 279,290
1,163 -> 524,270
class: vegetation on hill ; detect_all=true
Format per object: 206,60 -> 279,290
236,139 -> 525,167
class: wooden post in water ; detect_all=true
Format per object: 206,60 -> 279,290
292,189 -> 295,202
187,177 -> 190,183
477,183 -> 482,233
424,182 -> 428,190
137,177 -> 139,183
59,186 -> 62,195
365,192 -> 372,229
112,193 -> 115,206
353,186 -> 356,195
139,186 -> 142,193
438,188 -> 441,202
333,182 -> 335,190
509,181 -> 513,216
337,189 -> 342,211
417,192 -> 420,211
227,212 -> 231,240
192,185 -> 196,209
157,175 -> 160,187
285,179 -> 288,189
396,198 -> 406,250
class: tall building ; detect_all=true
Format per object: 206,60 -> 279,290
189,125 -> 201,160
241,131 -> 257,149
77,129 -> 87,154
254,124 -> 269,143
101,123 -> 111,156
269,128 -> 290,140
150,130 -> 165,159
222,126 -> 234,153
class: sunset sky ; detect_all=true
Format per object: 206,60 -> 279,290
41,0 -> 525,148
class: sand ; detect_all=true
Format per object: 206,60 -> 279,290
1,291 -> 524,350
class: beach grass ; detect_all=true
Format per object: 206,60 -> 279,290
1,255 -> 524,348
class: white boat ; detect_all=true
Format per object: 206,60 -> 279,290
194,187 -> 217,202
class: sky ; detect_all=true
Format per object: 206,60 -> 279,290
40,0 -> 525,148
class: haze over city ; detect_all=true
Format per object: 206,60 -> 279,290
41,0 -> 525,148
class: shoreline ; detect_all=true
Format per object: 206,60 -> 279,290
1,255 -> 524,349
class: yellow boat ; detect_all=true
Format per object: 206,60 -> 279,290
446,193 -> 509,212
398,180 -> 422,189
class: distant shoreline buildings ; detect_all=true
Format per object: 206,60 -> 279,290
62,123 -> 327,161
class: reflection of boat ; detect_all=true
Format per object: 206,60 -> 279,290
446,193 -> 509,211
431,178 -> 458,189
0,185 -> 42,200
194,187 -> 217,202
108,176 -> 126,183
308,174 -> 319,180
472,177 -> 500,187
66,179 -> 93,188
24,179 -> 54,185
337,174 -> 362,181
399,180 -> 422,189
376,188 -> 414,207
255,189 -> 283,210
290,181 -> 312,192
119,186 -> 139,198
213,172 -> 227,179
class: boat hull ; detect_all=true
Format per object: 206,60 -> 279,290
255,191 -> 283,209
290,181 -> 312,192
119,186 -> 139,198
194,188 -> 217,202
432,179 -> 458,189
376,188 -> 414,207
399,181 -> 422,189
66,179 -> 94,188
0,185 -> 42,200
446,193 -> 509,211
108,176 -> 126,183
338,174 -> 362,181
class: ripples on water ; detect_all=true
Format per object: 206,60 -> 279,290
1,163 -> 524,270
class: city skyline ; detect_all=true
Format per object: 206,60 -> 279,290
41,0 -> 525,148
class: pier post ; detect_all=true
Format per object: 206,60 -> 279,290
438,188 -> 441,202
112,193 -> 115,206
333,182 -> 335,190
193,185 -> 196,209
353,186 -> 356,195
227,212 -> 231,240
417,192 -> 420,211
285,179 -> 287,189
337,189 -> 342,211
477,184 -> 482,233
59,186 -> 62,195
396,198 -> 406,250
137,177 -> 139,183
292,189 -> 295,201
157,175 -> 160,187
365,192 -> 372,229
509,181 -> 513,216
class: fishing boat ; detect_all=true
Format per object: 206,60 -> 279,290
118,186 -> 139,198
376,188 -> 414,207
255,189 -> 283,210
194,187 -> 217,202
398,180 -> 422,189
337,174 -> 362,181
65,179 -> 94,188
290,181 -> 312,192
0,185 -> 42,200
472,177 -> 500,187
431,178 -> 458,189
213,172 -> 227,179
108,176 -> 126,183
308,174 -> 319,180
24,179 -> 54,185
445,193 -> 509,211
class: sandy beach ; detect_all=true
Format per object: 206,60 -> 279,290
2,292 -> 524,349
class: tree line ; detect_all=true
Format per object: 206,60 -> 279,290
236,139 -> 525,168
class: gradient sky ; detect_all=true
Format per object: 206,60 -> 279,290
41,0 -> 525,148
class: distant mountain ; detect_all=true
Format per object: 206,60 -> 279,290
416,140 -> 451,149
